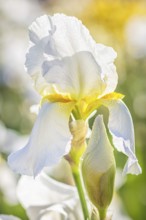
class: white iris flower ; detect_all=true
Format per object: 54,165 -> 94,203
16,169 -> 132,220
8,14 -> 141,177
17,172 -> 82,220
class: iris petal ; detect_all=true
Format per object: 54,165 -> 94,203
25,14 -> 117,97
17,173 -> 80,220
95,44 -> 118,95
43,51 -> 105,98
107,100 -> 142,175
8,102 -> 73,176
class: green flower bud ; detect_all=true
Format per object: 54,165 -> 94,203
82,115 -> 116,220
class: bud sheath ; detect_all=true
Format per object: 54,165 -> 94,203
82,116 -> 116,220
68,120 -> 88,167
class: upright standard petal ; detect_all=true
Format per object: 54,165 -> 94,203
100,63 -> 118,96
51,14 -> 118,96
8,102 -> 73,176
25,43 -> 45,76
25,15 -> 58,75
25,13 -> 94,76
25,14 -> 117,83
50,14 -> 96,57
107,100 -> 142,175
43,51 -> 105,98
95,44 -> 118,96
95,44 -> 117,64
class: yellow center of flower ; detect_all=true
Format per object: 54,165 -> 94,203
41,88 -> 124,120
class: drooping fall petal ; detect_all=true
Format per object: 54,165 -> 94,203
8,102 -> 73,176
107,100 -> 142,175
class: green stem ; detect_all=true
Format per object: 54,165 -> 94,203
72,167 -> 90,220
98,208 -> 107,220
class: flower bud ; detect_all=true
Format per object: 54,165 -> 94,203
82,116 -> 116,220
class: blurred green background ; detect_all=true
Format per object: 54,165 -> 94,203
0,0 -> 146,219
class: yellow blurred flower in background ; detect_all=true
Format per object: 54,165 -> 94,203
80,0 -> 146,43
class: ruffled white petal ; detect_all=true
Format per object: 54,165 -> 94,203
8,102 -> 73,176
26,13 -> 96,77
95,44 -> 118,95
100,63 -> 118,96
25,15 -> 58,75
43,51 -> 105,98
107,100 -> 142,175
25,43 -> 44,76
52,15 -> 118,95
17,172 -> 81,220
31,72 -> 53,94
28,15 -> 56,44
28,14 -> 117,60
50,14 -> 96,57
95,43 -> 117,64
26,14 -> 118,96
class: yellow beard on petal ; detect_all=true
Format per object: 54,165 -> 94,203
40,84 -> 75,105
40,84 -> 124,120
42,93 -> 73,103
100,92 -> 124,100
81,92 -> 124,120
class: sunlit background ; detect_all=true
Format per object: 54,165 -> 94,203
0,0 -> 146,219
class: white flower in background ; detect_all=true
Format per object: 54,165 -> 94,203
0,215 -> 21,220
109,198 -> 132,220
125,16 -> 146,59
8,14 -> 141,176
1,0 -> 43,105
0,122 -> 28,154
1,0 -> 41,25
109,169 -> 132,220
17,171 -> 82,220
0,159 -> 18,205
0,122 -> 28,205
0,121 -> 29,206
16,167 -> 131,220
